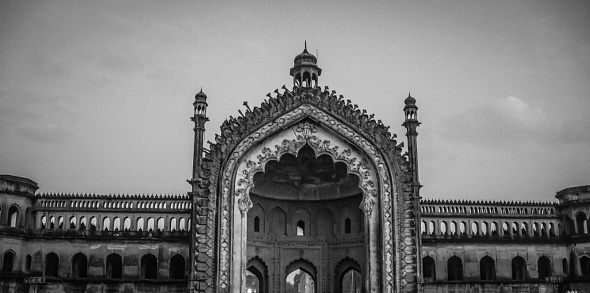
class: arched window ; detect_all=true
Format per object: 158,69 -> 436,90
269,207 -> 286,235
90,217 -> 97,231
80,217 -> 87,230
296,220 -> 305,236
254,216 -> 260,232
69,216 -> 77,229
106,253 -> 123,278
422,256 -> 436,280
562,258 -> 568,276
170,217 -> 177,231
103,217 -> 110,231
25,255 -> 32,272
2,251 -> 15,273
123,217 -> 131,231
480,256 -> 495,280
247,258 -> 268,293
581,256 -> 590,277
577,213 -> 588,234
491,222 -> 498,235
246,269 -> 261,293
58,216 -> 64,229
447,256 -> 463,281
471,222 -> 478,235
286,268 -> 315,292
344,218 -> 351,234
440,221 -> 447,235
113,217 -> 121,231
450,221 -> 457,235
157,217 -> 164,231
179,218 -> 186,231
169,255 -> 185,280
459,222 -> 466,235
147,218 -> 155,231
8,206 -> 19,227
341,268 -> 361,292
71,253 -> 87,278
41,215 -> 47,229
512,256 -> 527,280
141,254 -> 158,279
45,252 -> 59,277
137,218 -> 144,231
538,256 -> 551,279
50,216 -> 55,229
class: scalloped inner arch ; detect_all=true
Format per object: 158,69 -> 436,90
250,144 -> 362,201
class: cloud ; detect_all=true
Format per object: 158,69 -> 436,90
439,96 -> 589,148
0,89 -> 79,143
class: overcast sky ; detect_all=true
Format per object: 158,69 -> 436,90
1,1 -> 589,202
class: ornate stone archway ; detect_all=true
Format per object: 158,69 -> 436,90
192,90 -> 418,293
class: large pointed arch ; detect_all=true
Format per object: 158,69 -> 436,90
192,89 -> 416,293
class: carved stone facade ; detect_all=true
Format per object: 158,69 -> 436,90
0,48 -> 589,293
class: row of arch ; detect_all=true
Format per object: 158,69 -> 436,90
41,200 -> 191,210
246,256 -> 361,293
421,205 -> 555,215
422,255 -> 552,281
40,215 -> 191,232
421,220 -> 558,237
35,252 -> 185,279
248,203 -> 362,237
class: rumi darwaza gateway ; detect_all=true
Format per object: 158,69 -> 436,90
1,46 -> 590,293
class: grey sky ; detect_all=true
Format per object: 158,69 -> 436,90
1,1 -> 589,201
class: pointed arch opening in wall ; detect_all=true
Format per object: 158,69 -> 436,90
296,220 -> 305,236
422,256 -> 436,280
90,217 -> 97,231
170,217 -> 177,231
480,256 -> 496,280
157,217 -> 164,231
103,217 -> 110,231
248,203 -> 264,234
269,206 -> 286,235
45,252 -> 59,277
113,217 -> 121,231
538,256 -> 551,279
169,254 -> 185,280
106,253 -> 122,279
341,268 -> 362,293
147,217 -> 155,231
69,216 -> 77,229
123,217 -> 131,231
141,254 -> 158,279
316,208 -> 334,236
71,253 -> 88,278
562,258 -> 568,276
137,217 -> 144,231
440,221 -> 447,235
25,255 -> 32,272
8,205 -> 19,227
447,256 -> 463,281
286,259 -> 317,293
581,256 -> 590,277
2,251 -> 15,273
512,256 -> 527,280
247,257 -> 268,293
577,212 -> 588,234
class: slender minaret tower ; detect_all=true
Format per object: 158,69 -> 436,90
402,92 -> 423,284
189,89 -> 208,290
191,89 -> 209,186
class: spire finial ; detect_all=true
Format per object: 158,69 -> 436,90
408,92 -> 411,97
305,40 -> 307,50
200,87 -> 203,93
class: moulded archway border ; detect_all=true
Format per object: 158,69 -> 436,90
214,104 -> 400,292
